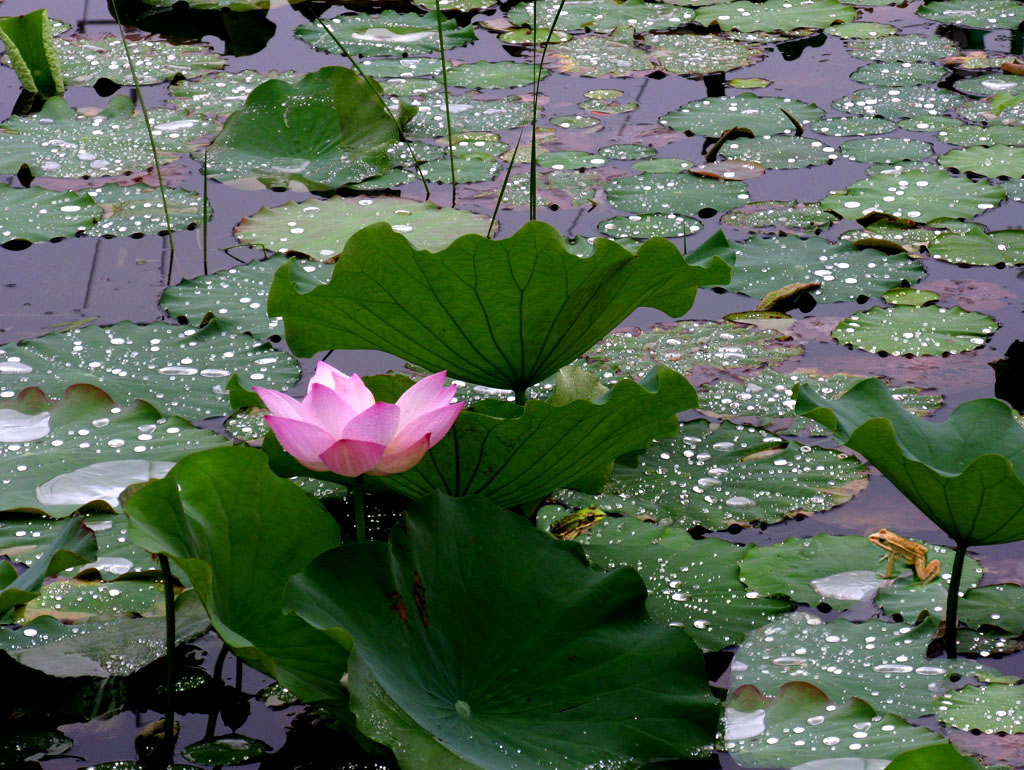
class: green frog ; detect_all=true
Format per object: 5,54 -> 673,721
549,506 -> 606,540
868,528 -> 941,585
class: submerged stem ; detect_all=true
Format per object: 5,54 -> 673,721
945,542 -> 968,659
158,554 -> 177,757
514,388 -> 527,405
353,476 -> 367,542
432,3 -> 456,207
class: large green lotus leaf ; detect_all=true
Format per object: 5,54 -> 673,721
554,513 -> 793,651
846,34 -> 959,62
0,589 -> 209,678
821,170 -> 1005,222
0,96 -> 214,178
646,33 -> 762,75
0,185 -> 101,243
796,379 -> 1024,547
842,136 -> 934,164
581,319 -> 803,379
732,613 -> 995,718
124,446 -> 346,704
367,368 -> 697,506
832,304 -> 996,356
833,85 -> 966,120
723,235 -> 923,303
851,62 -> 944,86
404,94 -> 534,136
268,221 -> 733,390
661,93 -> 824,137
83,183 -> 203,238
726,682 -> 946,768
168,70 -> 302,119
936,683 -> 1024,734
162,256 -> 331,338
555,419 -> 867,530
0,384 -> 227,517
235,197 -> 491,260
0,516 -> 94,614
0,9 -> 63,97
548,35 -> 654,77
959,584 -> 1024,634
285,492 -> 720,768
56,35 -> 223,86
605,171 -> 750,215
0,320 -> 298,421
718,135 -> 838,169
939,144 -> 1024,178
295,11 -> 474,57
204,68 -> 405,191
919,0 -> 1024,29
887,744 -> 988,770
695,0 -> 855,32
508,0 -> 692,32
720,201 -> 839,234
700,369 -> 941,435
928,225 -> 1024,266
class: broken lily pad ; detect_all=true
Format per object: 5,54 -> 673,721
56,35 -> 223,87
295,11 -> 474,57
833,304 -> 996,356
645,33 -> 762,76
554,420 -> 866,530
0,186 -> 101,244
0,384 -> 226,517
0,320 -> 298,421
83,184 -> 203,238
822,170 -> 1005,222
695,0 -> 855,32
235,197 -> 491,259
661,93 -> 824,137
720,201 -> 838,234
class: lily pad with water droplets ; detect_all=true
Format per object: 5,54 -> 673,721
810,116 -> 896,136
168,70 -> 303,119
717,135 -> 839,169
732,612 -> 996,718
439,60 -> 544,89
842,137 -> 933,164
723,235 -> 924,304
507,0 -> 692,33
833,304 -> 996,356
0,320 -> 299,422
701,369 -> 941,435
404,94 -> 534,136
846,34 -> 959,63
937,123 -> 1024,147
726,682 -> 946,768
0,384 -> 227,517
935,684 -> 1024,734
927,225 -> 1024,266
235,197 -> 491,260
958,585 -> 1024,635
954,74 -> 1024,98
0,185 -> 101,244
537,151 -> 608,170
851,61 -> 945,87
421,156 -> 500,184
0,96 -> 214,179
554,419 -> 867,530
661,93 -> 824,137
56,35 -> 223,87
821,170 -> 1005,222
833,85 -> 966,120
295,11 -> 474,57
939,145 -> 1024,178
827,21 -> 896,38
83,184 -> 203,238
918,0 -> 1024,29
606,171 -> 750,215
694,0 -> 855,33
547,35 -> 654,77
645,33 -> 762,76
597,213 -> 701,239
874,542 -> 984,622
720,201 -> 839,234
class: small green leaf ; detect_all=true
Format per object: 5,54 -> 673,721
0,9 -> 63,97
832,304 -> 996,356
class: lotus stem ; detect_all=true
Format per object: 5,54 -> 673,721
158,554 -> 177,757
431,2 -> 456,207
353,476 -> 367,542
514,388 -> 527,405
945,542 -> 968,659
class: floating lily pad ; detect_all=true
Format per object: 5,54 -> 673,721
606,171 -> 750,215
690,159 -> 766,180
440,60 -> 544,89
421,156 -> 500,183
555,420 -> 866,530
0,185 -> 101,244
900,115 -> 965,133
538,150 -> 608,170
295,11 -> 474,57
234,197 -> 491,259
444,132 -> 508,157
846,34 -> 959,62
579,96 -> 638,113
939,144 -> 1024,177
25,577 -> 169,623
598,143 -> 655,160
56,35 -> 223,87
0,96 -> 213,179
959,584 -> 1024,634
718,135 -> 838,169
728,683 -> 946,768
168,70 -> 302,119
508,0 -> 692,33
834,85 -> 966,120
633,157 -> 693,172
927,225 -> 1024,266
851,61 -> 945,87
0,320 -> 298,421
811,116 -> 897,136
720,201 -> 839,233
732,613 -> 995,718
204,67 -> 405,191
918,0 -> 1024,29
548,35 -> 654,77
730,77 -> 771,88
936,684 -> 1024,734
83,184 -> 203,238
646,33 -> 761,75
955,74 -> 1024,98
822,170 -> 1005,222
661,93 -> 824,137
826,21 -> 896,38
841,136 -> 933,164
884,287 -> 940,305
497,27 -> 571,44
581,319 -> 802,379
183,736 -> 269,764
0,385 -> 227,517
937,123 -> 1024,147
701,369 -> 940,435
695,0 -> 855,32
833,304 -> 996,356
724,235 -> 923,303
874,540 -> 984,622
598,213 -> 701,239
958,95 -> 1024,125
405,94 -> 534,136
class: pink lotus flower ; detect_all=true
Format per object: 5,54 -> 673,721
254,362 -> 464,477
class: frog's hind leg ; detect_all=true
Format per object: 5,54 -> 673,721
916,556 -> 942,586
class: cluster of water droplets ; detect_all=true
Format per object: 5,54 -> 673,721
833,304 -> 995,356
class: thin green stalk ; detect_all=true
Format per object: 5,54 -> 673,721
109,0 -> 175,285
945,542 -> 968,659
315,18 -> 430,200
432,4 -> 456,207
514,388 -> 527,405
353,476 -> 367,542
529,0 -> 569,221
158,554 -> 177,758
202,148 -> 209,275
488,127 -> 525,238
